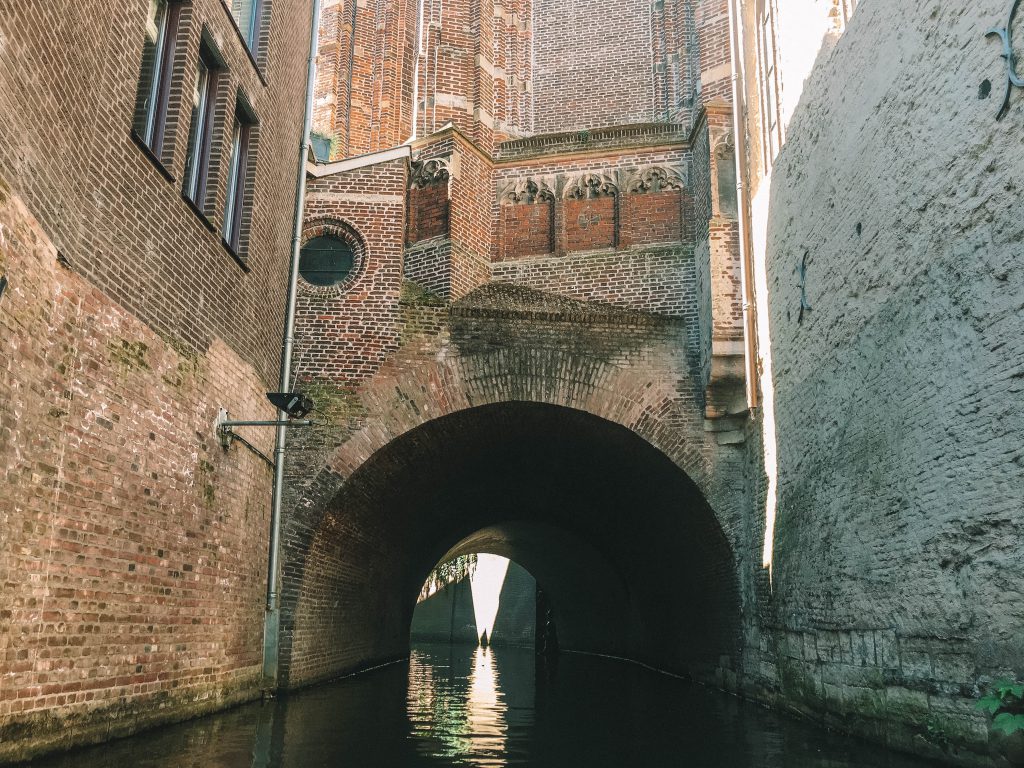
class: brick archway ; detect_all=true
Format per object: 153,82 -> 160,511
279,402 -> 741,690
276,283 -> 750,691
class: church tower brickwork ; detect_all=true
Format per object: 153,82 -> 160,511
301,0 -> 747,419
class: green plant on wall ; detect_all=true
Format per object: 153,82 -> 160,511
977,680 -> 1024,735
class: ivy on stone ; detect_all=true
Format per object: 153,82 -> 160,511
977,680 -> 1024,735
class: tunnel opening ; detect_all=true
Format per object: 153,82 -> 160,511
280,402 -> 741,688
410,553 -> 544,651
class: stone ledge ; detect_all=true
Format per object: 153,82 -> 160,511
450,282 -> 682,327
495,122 -> 689,161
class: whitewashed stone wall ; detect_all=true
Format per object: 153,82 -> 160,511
748,1 -> 1024,764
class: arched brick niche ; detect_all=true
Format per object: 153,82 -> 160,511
407,158 -> 451,244
277,403 -> 741,689
497,177 -> 556,261
562,172 -> 618,252
620,166 -> 687,247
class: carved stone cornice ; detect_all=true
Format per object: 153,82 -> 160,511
563,172 -> 618,200
410,157 -> 451,189
624,165 -> 687,194
498,176 -> 556,204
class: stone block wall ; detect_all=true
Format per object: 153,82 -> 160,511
744,0 -> 1024,763
410,578 -> 479,645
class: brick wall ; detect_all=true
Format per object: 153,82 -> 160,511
693,0 -> 733,108
532,0 -> 654,132
284,0 -> 762,727
492,138 -> 694,317
0,0 -> 309,383
297,157 -> 408,383
404,237 -> 452,297
498,202 -> 554,259
407,184 -> 450,243
448,133 -> 495,299
277,283 -> 748,688
0,0 -> 310,759
309,0 -> 740,155
0,188 -> 277,762
620,190 -> 686,248
313,0 -> 417,157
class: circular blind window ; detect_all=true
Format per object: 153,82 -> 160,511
299,235 -> 355,287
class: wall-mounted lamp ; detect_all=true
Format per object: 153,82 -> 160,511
266,392 -> 314,419
215,392 -> 316,460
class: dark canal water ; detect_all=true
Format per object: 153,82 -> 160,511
28,644 -> 937,768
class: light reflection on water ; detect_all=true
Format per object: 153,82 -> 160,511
27,644 -> 939,768
407,645 -> 527,766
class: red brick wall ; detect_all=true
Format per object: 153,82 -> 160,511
312,0 -> 417,158
407,183 -> 450,243
532,0 -> 658,132
0,0 -> 310,383
308,0 -> 741,157
498,202 -> 554,259
312,0 -> 349,152
275,282 -> 748,688
563,196 -> 617,252
489,138 -> 693,315
694,0 -> 734,105
309,0 -> 740,156
448,134 -> 494,298
491,0 -> 533,138
0,189 -> 277,762
620,190 -> 686,247
297,157 -> 408,383
0,0 -> 310,759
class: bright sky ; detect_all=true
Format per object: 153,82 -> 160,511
470,554 -> 510,644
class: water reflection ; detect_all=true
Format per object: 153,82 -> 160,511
27,644 -> 938,768
408,645 -> 518,766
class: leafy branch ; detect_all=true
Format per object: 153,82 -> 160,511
418,554 -> 478,602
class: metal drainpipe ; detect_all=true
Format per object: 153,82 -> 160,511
727,0 -> 759,409
262,0 -> 322,691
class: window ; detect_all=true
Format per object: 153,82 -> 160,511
223,101 -> 256,253
230,0 -> 265,51
182,47 -> 220,206
132,0 -> 181,154
299,236 -> 355,286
